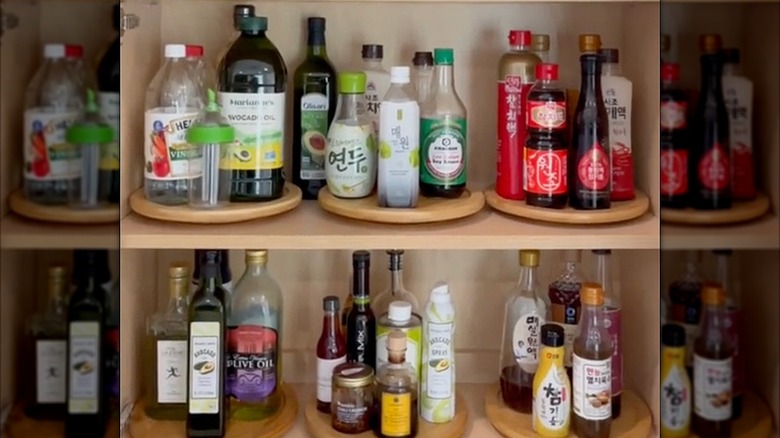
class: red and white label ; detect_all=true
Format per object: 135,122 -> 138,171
524,148 -> 567,195
527,101 -> 566,130
496,77 -> 532,200
661,101 -> 687,130
611,144 -> 633,200
697,143 -> 730,191
661,149 -> 688,196
577,143 -> 610,191
732,143 -> 755,199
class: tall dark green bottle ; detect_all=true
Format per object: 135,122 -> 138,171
292,17 -> 337,200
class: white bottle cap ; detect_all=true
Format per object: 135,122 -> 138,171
388,301 -> 412,322
43,44 -> 66,59
164,44 -> 187,58
390,66 -> 410,84
430,281 -> 451,303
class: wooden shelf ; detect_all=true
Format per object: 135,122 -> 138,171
661,214 -> 780,250
119,202 -> 659,250
0,214 -> 118,250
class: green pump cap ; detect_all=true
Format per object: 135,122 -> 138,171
186,89 -> 235,144
338,72 -> 367,94
434,48 -> 454,65
238,15 -> 268,32
66,89 -> 113,144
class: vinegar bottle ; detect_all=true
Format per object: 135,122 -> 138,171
532,324 -> 570,437
661,323 -> 692,438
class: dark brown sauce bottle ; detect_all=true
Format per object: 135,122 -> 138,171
660,62 -> 690,209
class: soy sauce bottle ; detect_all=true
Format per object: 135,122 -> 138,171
96,4 -> 120,204
570,51 -> 610,210
691,34 -> 731,210
660,63 -> 690,209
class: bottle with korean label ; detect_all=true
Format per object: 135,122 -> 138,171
721,48 -> 755,201
187,251 -> 227,437
499,250 -> 547,413
592,249 -> 622,419
65,251 -> 106,438
360,44 -> 390,135
661,323 -> 691,438
376,329 -> 418,437
572,282 -> 612,438
548,250 -> 583,381
146,262 -> 190,420
711,249 -> 743,418
532,324 -> 570,437
378,66 -> 420,208
421,281 -> 456,423
693,283 -> 733,438
599,49 -> 633,202
660,63 -> 690,209
316,296 -> 347,413
325,72 -> 376,198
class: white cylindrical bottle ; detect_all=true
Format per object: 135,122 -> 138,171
421,281 -> 456,423
378,66 -> 420,208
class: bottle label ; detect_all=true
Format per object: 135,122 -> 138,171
512,312 -> 543,373
98,92 -> 120,170
572,355 -> 611,420
496,78 -> 532,200
364,76 -> 386,135
23,109 -> 80,181
226,325 -> 278,402
381,391 -> 411,437
68,322 -> 100,414
316,356 -> 346,403
693,354 -> 732,421
603,84 -> 633,198
36,340 -> 67,403
550,303 -> 579,367
661,360 -> 691,432
300,92 -> 329,180
605,307 -> 622,397
335,399 -> 369,425
348,308 -> 373,366
378,100 -> 420,208
325,122 -> 376,198
105,327 -> 119,400
218,92 -> 285,171
188,321 -> 221,414
156,340 -> 187,404
661,101 -> 687,130
377,325 -> 421,379
420,117 -> 467,187
576,142 -> 610,191
527,100 -> 566,130
524,148 -> 567,195
425,321 -> 454,400
724,307 -> 744,398
723,79 -> 754,199
143,109 -> 201,180
661,149 -> 689,196
697,142 -> 730,191
533,362 -> 570,432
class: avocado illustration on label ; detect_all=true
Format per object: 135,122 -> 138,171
302,130 -> 327,164
199,362 -> 215,375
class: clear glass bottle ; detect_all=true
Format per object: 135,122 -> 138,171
185,45 -> 214,99
711,249 -> 743,418
668,250 -> 703,374
411,52 -> 433,105
144,44 -> 203,205
145,262 -> 190,420
376,329 -> 418,438
360,44 -> 390,135
499,250 -> 547,414
376,301 -> 422,382
373,250 -> 420,317
24,44 -> 85,205
531,34 -> 551,62
548,249 -> 583,379
227,250 -> 283,420
592,249 -> 622,418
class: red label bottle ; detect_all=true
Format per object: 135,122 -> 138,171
660,63 -> 690,209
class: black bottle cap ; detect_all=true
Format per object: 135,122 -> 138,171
598,48 -> 619,64
720,48 -> 740,65
112,4 -> 120,32
713,249 -> 733,255
193,250 -> 231,282
412,51 -> 433,67
592,249 -> 611,255
579,53 -> 601,75
387,250 -> 404,271
362,44 -> 383,60
541,324 -> 564,348
662,324 -> 686,347
353,250 -> 371,267
308,17 -> 326,32
72,250 -> 110,284
233,4 -> 255,19
200,250 -> 220,278
324,295 -> 340,312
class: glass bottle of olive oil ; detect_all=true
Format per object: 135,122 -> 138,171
187,251 -> 227,437
217,15 -> 287,202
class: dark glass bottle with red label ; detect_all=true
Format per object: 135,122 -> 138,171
691,35 -> 731,210
570,53 -> 610,210
661,63 -> 690,209
524,63 -> 568,209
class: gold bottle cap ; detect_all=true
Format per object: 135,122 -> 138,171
48,264 -> 67,296
579,34 -> 602,53
48,264 -> 67,279
701,282 -> 725,306
531,34 -> 550,52
245,249 -> 268,264
333,362 -> 374,388
519,250 -> 540,267
580,282 -> 604,306
661,34 -> 670,53
168,262 -> 190,278
387,329 -> 407,352
699,34 -> 722,54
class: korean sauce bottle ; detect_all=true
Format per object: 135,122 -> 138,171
572,283 -> 612,438
711,249 -> 744,418
691,34 -> 731,210
660,63 -> 690,209
661,323 -> 692,438
668,250 -> 703,376
548,250 -> 582,381
721,48 -> 755,201
532,323 -> 570,437
599,49 -> 633,202
692,283 -> 733,438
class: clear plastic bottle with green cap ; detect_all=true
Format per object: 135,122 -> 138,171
66,89 -> 114,209
325,72 -> 377,198
186,89 -> 235,209
420,48 -> 467,198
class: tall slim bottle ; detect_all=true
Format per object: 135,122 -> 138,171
660,63 -> 690,208
96,4 -> 120,203
721,48 -> 755,201
599,49 -> 633,202
372,250 -> 420,317
346,251 -> 376,369
592,249 -> 621,418
293,17 -> 337,199
316,296 -> 347,413
712,249 -> 743,418
668,250 -> 703,375
360,44 -> 390,135
187,251 -> 227,437
411,52 -> 434,105
531,34 -> 550,62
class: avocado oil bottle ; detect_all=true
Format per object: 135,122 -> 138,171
187,251 -> 227,437
217,14 -> 287,202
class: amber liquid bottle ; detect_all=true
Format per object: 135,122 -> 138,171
376,330 -> 418,438
692,283 -> 733,438
660,63 -> 690,209
316,296 -> 347,413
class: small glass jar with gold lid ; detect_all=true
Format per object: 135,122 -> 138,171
331,362 -> 374,433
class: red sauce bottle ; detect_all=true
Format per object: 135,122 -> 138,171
660,63 -> 690,209
316,296 -> 347,413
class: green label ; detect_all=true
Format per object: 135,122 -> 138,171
420,117 -> 467,186
300,92 -> 329,180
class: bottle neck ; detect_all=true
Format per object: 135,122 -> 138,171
388,350 -> 406,364
699,302 -> 726,341
517,264 -> 538,298
580,66 -> 603,99
595,254 -> 618,306
662,345 -> 686,369
48,280 -> 68,315
580,302 -> 605,332
337,93 -> 363,120
363,58 -> 383,69
602,62 -> 620,76
199,265 -> 222,293
168,277 -> 189,314
541,345 -> 565,367
389,254 -> 405,293
433,64 -> 454,93
353,264 -> 370,306
240,28 -> 267,38
307,31 -> 327,57
510,43 -> 530,52
700,55 -> 723,95
722,63 -> 738,76
322,310 -> 340,338
245,260 -> 268,276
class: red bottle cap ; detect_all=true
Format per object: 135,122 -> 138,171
661,63 -> 680,82
186,45 -> 204,57
508,30 -> 532,47
65,44 -> 83,58
535,63 -> 558,81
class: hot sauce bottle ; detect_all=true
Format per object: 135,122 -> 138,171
691,34 -> 731,210
661,323 -> 692,438
548,250 -> 583,381
693,283 -> 733,438
316,296 -> 347,413
524,63 -> 568,209
532,324 -> 571,437
661,63 -> 690,209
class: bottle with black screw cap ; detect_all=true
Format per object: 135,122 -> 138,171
346,251 -> 377,369
187,250 -> 227,437
360,44 -> 390,134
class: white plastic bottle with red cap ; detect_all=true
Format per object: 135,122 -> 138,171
599,48 -> 634,201
143,43 -> 205,205
23,43 -> 87,205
